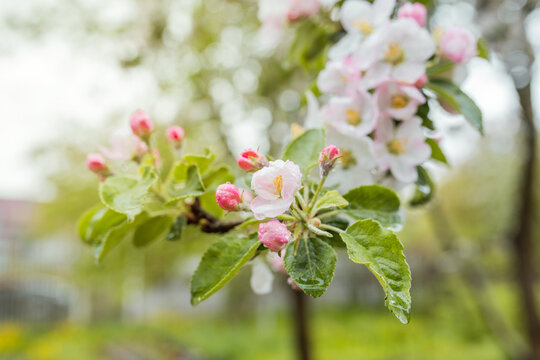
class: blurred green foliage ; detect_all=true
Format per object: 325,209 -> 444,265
2,302 -> 508,360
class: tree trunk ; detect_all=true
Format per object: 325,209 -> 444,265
292,289 -> 311,360
513,80 -> 540,360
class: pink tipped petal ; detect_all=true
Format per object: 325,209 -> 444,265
250,160 -> 302,219
166,126 -> 185,147
258,220 -> 291,252
86,153 -> 108,174
216,183 -> 243,211
130,110 -> 154,137
439,27 -> 477,64
398,2 -> 427,27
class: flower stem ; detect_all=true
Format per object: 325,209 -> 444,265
319,224 -> 345,234
317,210 -> 341,219
295,192 -> 307,210
307,174 -> 328,215
306,223 -> 333,238
278,214 -> 296,222
292,202 -> 308,221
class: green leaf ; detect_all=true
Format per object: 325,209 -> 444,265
93,212 -> 149,263
143,196 -> 183,217
343,185 -> 402,230
190,234 -> 260,305
168,165 -> 206,202
340,219 -> 411,324
426,138 -> 448,165
199,192 -> 225,219
409,166 -> 434,206
78,205 -> 127,245
314,190 -> 348,213
78,205 -> 104,244
93,219 -> 135,264
425,79 -> 483,134
417,102 -> 435,130
167,216 -> 188,241
282,129 -> 325,173
284,237 -> 337,297
99,166 -> 158,221
133,215 -> 174,248
174,149 -> 215,180
477,37 -> 490,60
426,60 -> 454,78
289,19 -> 331,72
202,165 -> 234,191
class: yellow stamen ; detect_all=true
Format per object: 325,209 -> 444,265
353,20 -> 373,35
387,139 -> 408,155
391,95 -> 409,109
385,43 -> 404,65
432,26 -> 443,43
273,175 -> 283,196
341,75 -> 349,83
340,149 -> 357,170
290,123 -> 305,139
346,109 -> 362,126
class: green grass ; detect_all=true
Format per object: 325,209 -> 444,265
3,304 -> 504,360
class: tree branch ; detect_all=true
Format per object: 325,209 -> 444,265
186,198 -> 243,233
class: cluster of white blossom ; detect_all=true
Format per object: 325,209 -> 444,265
303,0 -> 477,191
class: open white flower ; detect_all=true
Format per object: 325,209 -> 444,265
250,160 -> 302,219
340,0 -> 395,36
329,0 -> 396,60
250,257 -> 274,295
304,91 -> 324,129
375,80 -> 426,120
328,32 -> 365,61
317,56 -> 362,96
360,18 -> 435,86
374,116 -> 431,183
322,92 -> 378,138
325,126 -> 377,192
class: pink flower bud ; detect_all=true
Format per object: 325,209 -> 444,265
135,140 -> 149,158
86,153 -> 108,174
414,74 -> 428,88
129,110 -> 154,138
166,125 -> 185,148
258,220 -> 291,252
287,0 -> 320,22
397,2 -> 427,27
319,145 -> 340,176
216,183 -> 245,211
439,27 -> 477,64
237,149 -> 268,172
287,277 -> 301,291
268,252 -> 287,274
152,149 -> 162,167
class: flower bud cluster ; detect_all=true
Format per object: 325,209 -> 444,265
86,110 -> 186,178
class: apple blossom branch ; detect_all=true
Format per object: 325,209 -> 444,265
186,198 -> 244,233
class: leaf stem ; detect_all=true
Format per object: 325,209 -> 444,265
293,231 -> 303,256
